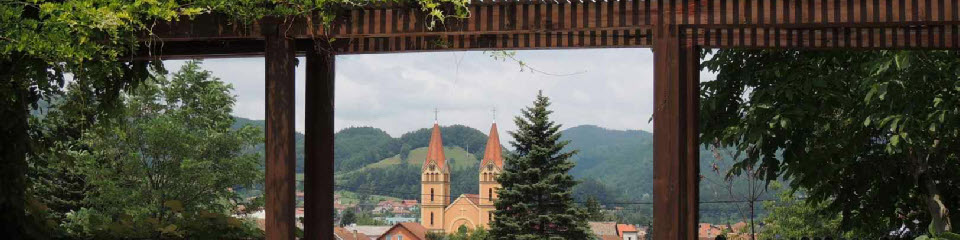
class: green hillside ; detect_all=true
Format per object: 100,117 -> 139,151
363,146 -> 478,171
336,146 -> 480,200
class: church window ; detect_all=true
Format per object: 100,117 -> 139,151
488,212 -> 492,221
488,188 -> 492,201
430,188 -> 434,201
430,213 -> 434,225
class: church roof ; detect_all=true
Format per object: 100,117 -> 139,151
423,123 -> 448,172
462,194 -> 480,206
479,123 -> 504,168
445,194 -> 482,212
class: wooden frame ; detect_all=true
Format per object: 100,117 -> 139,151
140,1 -> 960,239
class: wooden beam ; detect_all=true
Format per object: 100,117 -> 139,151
142,0 -> 960,56
652,24 -> 699,240
303,41 -> 336,240
264,17 -> 298,240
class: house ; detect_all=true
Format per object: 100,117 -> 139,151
378,222 -> 428,240
589,221 -> 619,240
617,224 -> 641,240
698,223 -> 724,240
345,225 -> 392,240
335,227 -> 371,240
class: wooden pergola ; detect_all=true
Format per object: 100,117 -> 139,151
144,0 -> 960,239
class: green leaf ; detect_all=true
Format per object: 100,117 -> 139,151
890,135 -> 900,147
941,232 -> 960,240
863,117 -> 872,127
895,52 -> 911,70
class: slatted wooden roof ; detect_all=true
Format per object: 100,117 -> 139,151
144,0 -> 960,58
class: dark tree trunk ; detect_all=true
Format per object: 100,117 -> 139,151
0,59 -> 29,237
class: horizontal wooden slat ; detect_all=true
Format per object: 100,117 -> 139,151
142,0 -> 960,57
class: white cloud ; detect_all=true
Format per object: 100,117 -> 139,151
163,48 -> 715,144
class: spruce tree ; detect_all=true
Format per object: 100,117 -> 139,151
489,91 -> 593,240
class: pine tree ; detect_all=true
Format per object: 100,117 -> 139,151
489,91 -> 592,240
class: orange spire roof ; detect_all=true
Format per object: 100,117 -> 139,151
480,123 -> 504,168
424,123 -> 447,171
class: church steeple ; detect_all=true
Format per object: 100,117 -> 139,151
479,123 -> 504,168
421,121 -> 450,232
423,123 -> 448,172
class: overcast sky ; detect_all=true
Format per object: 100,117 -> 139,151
164,49 -> 716,143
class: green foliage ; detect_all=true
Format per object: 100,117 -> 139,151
760,183 -> 848,239
336,127 -> 401,172
428,227 -> 492,240
489,91 -> 592,240
341,209 -> 357,226
583,197 -> 609,221
62,61 -> 263,239
701,50 -> 960,233
2,0 -> 468,234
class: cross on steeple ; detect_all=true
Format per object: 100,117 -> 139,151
492,107 -> 496,123
434,108 -> 439,123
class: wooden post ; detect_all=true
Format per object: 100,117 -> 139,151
264,17 -> 297,240
304,42 -> 336,240
652,26 -> 700,240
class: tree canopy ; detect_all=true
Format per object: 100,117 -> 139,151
56,61 -> 264,238
701,50 -> 960,235
1,0 -> 466,234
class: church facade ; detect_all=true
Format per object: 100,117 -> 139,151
420,122 -> 504,234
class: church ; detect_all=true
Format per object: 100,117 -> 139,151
420,121 -> 503,234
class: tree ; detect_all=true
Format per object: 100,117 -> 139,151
340,209 -> 357,226
2,0 -> 467,235
584,197 -> 607,221
760,183 -> 846,239
64,61 -> 263,238
489,91 -> 592,239
700,50 -> 960,235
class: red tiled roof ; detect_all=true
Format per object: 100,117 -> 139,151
600,235 -> 621,240
335,227 -> 371,240
479,123 -> 504,168
423,123 -> 448,172
617,224 -> 638,236
589,222 -> 619,237
378,222 -> 428,240
699,223 -> 723,239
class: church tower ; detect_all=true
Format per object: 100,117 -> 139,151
478,122 -> 504,227
421,123 -> 450,232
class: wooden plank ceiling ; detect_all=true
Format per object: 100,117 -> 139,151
143,0 -> 960,57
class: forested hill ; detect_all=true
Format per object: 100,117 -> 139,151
233,117 -> 774,222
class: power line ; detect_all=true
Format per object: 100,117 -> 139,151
332,184 -> 790,207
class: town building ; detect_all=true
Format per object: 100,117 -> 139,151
335,227 -> 371,240
590,222 -> 647,240
345,225 -> 393,240
617,224 -> 641,240
420,121 -> 504,233
378,222 -> 429,240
